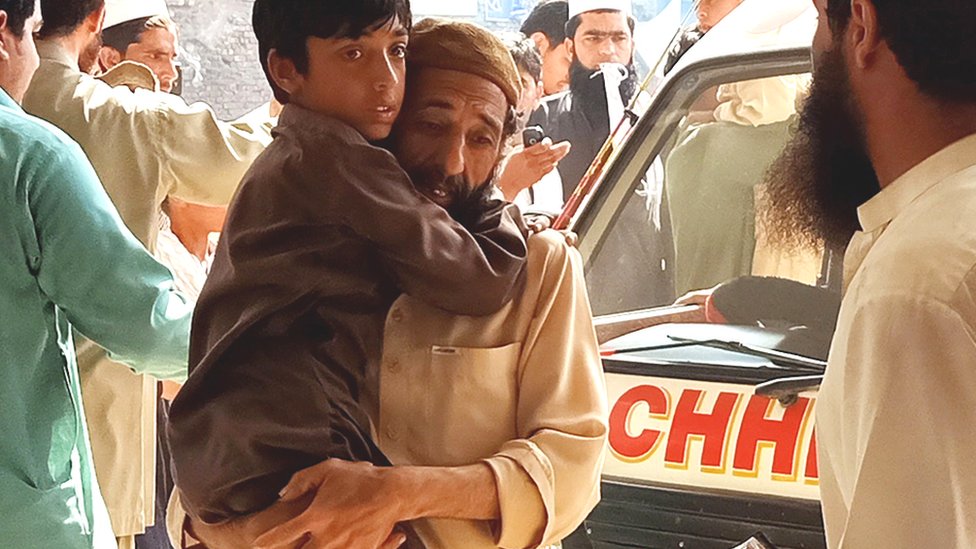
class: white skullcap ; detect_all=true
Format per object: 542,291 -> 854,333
103,0 -> 171,30
568,0 -> 632,20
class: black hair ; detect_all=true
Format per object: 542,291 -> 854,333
0,0 -> 34,36
566,9 -> 636,41
503,105 -> 519,139
520,0 -> 568,45
38,0 -> 104,38
252,0 -> 412,104
501,33 -> 542,82
826,0 -> 976,102
102,15 -> 176,53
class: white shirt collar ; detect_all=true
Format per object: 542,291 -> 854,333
857,133 -> 976,233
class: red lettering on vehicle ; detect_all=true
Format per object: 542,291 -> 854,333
805,430 -> 819,481
732,396 -> 812,479
608,385 -> 670,460
664,390 -> 740,470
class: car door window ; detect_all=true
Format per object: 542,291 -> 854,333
585,73 -> 820,316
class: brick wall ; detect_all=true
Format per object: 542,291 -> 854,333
166,0 -> 269,120
163,1 -> 690,119
164,0 -> 531,120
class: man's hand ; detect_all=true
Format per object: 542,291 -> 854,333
523,213 -> 552,234
253,460 -> 407,549
524,218 -> 579,248
254,460 -> 500,549
673,284 -> 726,324
673,286 -> 718,307
497,139 -> 571,201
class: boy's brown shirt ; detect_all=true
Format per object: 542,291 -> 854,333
169,105 -> 527,523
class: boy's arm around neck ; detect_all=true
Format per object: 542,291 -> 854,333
330,142 -> 528,317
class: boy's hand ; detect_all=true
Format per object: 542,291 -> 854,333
254,460 -> 406,549
497,139 -> 571,201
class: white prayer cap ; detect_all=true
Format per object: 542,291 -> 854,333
568,0 -> 632,20
103,0 -> 171,30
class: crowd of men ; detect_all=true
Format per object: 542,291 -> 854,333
0,0 -> 974,548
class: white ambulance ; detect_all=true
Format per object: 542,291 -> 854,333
567,1 -> 832,547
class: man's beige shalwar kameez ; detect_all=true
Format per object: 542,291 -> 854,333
365,231 -> 609,548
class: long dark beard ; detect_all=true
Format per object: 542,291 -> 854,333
568,58 -> 640,122
403,163 -> 496,225
760,46 -> 880,250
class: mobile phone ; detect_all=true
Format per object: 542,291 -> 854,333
522,125 -> 545,148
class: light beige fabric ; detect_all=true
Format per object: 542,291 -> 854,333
73,340 -> 158,537
23,40 -> 268,538
25,41 -> 269,250
229,101 -> 278,142
365,231 -> 609,549
713,75 -> 807,127
155,215 -> 207,299
165,492 -> 185,548
97,60 -> 160,93
817,134 -> 976,548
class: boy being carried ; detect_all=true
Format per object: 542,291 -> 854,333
168,0 -> 526,533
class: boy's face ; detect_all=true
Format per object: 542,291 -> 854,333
286,20 -> 408,141
697,0 -> 742,32
539,40 -> 570,95
517,68 -> 542,126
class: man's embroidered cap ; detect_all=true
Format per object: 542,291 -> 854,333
408,18 -> 522,108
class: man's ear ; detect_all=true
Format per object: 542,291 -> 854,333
0,12 -> 10,64
98,47 -> 122,70
267,49 -> 303,97
529,32 -> 550,55
565,37 -> 575,58
533,78 -> 544,100
86,3 -> 106,34
848,0 -> 882,70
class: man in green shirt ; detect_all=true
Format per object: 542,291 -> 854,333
0,1 -> 192,546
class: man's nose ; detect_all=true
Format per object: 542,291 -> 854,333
159,62 -> 177,91
436,134 -> 466,178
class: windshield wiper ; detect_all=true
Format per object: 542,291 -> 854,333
602,335 -> 827,373
667,336 -> 826,372
754,374 -> 824,407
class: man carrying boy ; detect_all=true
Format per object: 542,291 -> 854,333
168,16 -> 606,549
257,20 -> 608,549
168,0 -> 528,539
